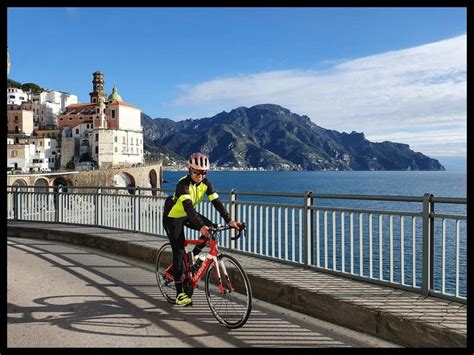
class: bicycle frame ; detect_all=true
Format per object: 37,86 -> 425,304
162,237 -> 233,295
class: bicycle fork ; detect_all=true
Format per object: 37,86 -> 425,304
215,257 -> 234,295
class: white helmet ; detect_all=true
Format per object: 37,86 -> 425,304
188,152 -> 210,170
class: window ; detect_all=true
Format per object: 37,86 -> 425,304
96,134 -> 99,141
111,110 -> 116,119
114,136 -> 118,143
75,129 -> 79,135
131,137 -> 134,145
95,146 -> 98,154
79,116 -> 83,120
14,115 -> 18,121
69,117 -> 72,121
115,147 -> 117,153
39,141 -> 43,146
122,137 -> 125,144
60,117 -> 64,121
12,150 -> 17,157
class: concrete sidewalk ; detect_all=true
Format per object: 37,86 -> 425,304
7,221 -> 467,347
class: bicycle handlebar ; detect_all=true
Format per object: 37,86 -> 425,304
209,223 -> 246,241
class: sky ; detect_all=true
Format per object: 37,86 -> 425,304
7,7 -> 467,166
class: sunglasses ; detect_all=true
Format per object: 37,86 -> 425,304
191,169 -> 207,176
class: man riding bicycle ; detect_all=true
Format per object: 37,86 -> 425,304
162,152 -> 244,306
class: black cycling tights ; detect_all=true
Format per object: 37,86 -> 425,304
162,214 -> 213,295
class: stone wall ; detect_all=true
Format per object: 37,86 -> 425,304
60,137 -> 76,168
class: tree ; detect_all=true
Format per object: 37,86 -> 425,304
21,83 -> 43,93
7,78 -> 22,88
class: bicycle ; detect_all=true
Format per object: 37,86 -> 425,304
155,223 -> 252,329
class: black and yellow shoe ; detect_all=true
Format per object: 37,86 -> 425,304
176,292 -> 192,306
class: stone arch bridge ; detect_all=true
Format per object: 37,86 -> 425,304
6,163 -> 163,193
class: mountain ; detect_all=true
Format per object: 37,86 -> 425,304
141,104 -> 445,171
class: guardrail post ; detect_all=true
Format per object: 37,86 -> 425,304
13,185 -> 19,220
429,194 -> 435,295
55,185 -> 62,222
134,186 -> 140,232
422,193 -> 434,296
96,185 -> 101,226
304,191 -> 313,268
230,189 -> 237,249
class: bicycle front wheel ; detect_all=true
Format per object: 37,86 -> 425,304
155,243 -> 176,304
205,253 -> 252,329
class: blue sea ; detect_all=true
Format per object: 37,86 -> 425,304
163,170 -> 466,213
163,170 -> 467,297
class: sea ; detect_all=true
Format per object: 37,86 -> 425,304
163,170 -> 466,212
162,170 -> 467,297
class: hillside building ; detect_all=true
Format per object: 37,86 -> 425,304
31,90 -> 78,130
7,70 -> 144,173
7,87 -> 29,106
7,104 -> 34,136
57,71 -> 144,169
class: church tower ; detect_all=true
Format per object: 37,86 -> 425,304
89,71 -> 106,103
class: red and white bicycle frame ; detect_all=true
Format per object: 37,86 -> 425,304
162,238 -> 234,295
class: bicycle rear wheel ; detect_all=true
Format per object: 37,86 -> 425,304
204,253 -> 252,329
155,243 -> 176,304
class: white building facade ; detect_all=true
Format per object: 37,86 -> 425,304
7,87 -> 29,106
32,90 -> 78,130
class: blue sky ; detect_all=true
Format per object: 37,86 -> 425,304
7,7 -> 466,164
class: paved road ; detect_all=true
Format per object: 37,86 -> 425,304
7,237 -> 399,348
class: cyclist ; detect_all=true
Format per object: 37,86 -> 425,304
162,152 -> 243,306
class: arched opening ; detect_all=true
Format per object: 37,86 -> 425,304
53,177 -> 71,192
12,179 -> 28,191
112,172 -> 136,194
34,178 -> 49,193
149,169 -> 158,196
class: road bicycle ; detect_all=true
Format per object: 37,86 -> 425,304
155,223 -> 252,329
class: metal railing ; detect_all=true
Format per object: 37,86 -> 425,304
7,185 -> 467,304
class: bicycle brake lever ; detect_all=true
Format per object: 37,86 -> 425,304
231,224 -> 246,240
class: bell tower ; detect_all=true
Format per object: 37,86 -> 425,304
89,71 -> 106,103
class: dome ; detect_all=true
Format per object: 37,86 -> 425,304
107,84 -> 122,102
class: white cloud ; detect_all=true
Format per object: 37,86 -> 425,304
168,34 -> 467,157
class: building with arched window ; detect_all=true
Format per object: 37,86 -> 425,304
58,71 -> 144,169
